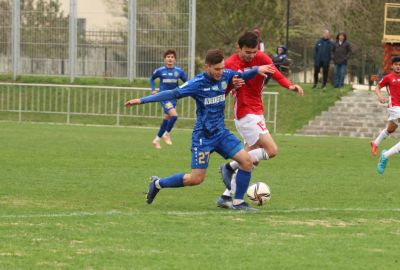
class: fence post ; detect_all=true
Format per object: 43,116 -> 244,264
116,89 -> 120,126
128,0 -> 137,81
12,0 -> 20,81
67,88 -> 71,124
18,85 -> 22,123
69,0 -> 77,83
189,0 -> 196,78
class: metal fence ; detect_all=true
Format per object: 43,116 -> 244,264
0,0 -> 196,81
0,83 -> 278,132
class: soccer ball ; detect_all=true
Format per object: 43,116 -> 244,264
246,182 -> 271,206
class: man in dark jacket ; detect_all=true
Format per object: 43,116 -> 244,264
332,32 -> 352,88
313,30 -> 333,89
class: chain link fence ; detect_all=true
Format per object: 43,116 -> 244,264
0,0 -> 195,81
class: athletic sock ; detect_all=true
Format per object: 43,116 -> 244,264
166,116 -> 178,133
374,129 -> 389,145
229,149 -> 269,170
157,120 -> 169,138
222,189 -> 231,197
234,169 -> 251,201
384,141 -> 400,158
158,173 -> 185,188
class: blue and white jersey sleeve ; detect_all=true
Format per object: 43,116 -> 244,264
225,67 -> 259,82
140,77 -> 200,104
149,68 -> 161,91
179,68 -> 188,83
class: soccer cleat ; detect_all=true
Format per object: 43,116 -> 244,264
219,164 -> 234,190
311,84 -> 317,89
377,150 -> 388,175
232,202 -> 258,211
370,141 -> 378,156
162,133 -> 172,145
216,195 -> 233,209
152,138 -> 161,149
146,176 -> 161,204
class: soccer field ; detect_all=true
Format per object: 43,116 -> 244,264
1,122 -> 399,269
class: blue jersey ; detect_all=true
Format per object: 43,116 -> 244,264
149,66 -> 187,92
141,67 -> 259,138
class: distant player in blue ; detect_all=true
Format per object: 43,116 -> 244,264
126,49 -> 272,211
149,49 -> 187,149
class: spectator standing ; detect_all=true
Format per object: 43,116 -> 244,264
332,32 -> 352,88
313,30 -> 333,89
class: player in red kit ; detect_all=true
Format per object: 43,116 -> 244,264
217,31 -> 304,208
372,56 -> 400,174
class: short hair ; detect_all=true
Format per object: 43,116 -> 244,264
392,56 -> 400,64
164,49 -> 176,58
205,49 -> 224,65
238,31 -> 259,49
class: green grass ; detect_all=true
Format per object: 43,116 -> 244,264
0,122 -> 399,269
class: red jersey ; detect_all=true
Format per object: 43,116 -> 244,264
225,51 -> 292,119
378,72 -> 400,107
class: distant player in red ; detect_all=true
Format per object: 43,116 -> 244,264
217,31 -> 304,208
372,56 -> 400,174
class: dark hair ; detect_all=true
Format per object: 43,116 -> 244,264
164,49 -> 176,58
392,56 -> 400,64
205,49 -> 224,65
238,31 -> 259,49
336,32 -> 347,41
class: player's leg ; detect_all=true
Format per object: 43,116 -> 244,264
153,101 -> 172,149
377,140 -> 400,174
216,131 -> 255,211
371,120 -> 398,156
220,115 -> 273,187
230,149 -> 256,210
147,169 -> 206,204
163,105 -> 178,145
147,140 -> 211,204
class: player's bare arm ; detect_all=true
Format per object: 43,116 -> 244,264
125,98 -> 142,107
257,64 -> 276,77
289,84 -> 305,96
374,85 -> 385,104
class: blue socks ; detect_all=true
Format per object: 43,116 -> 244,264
157,119 -> 168,138
166,116 -> 178,132
234,169 -> 251,199
159,173 -> 185,188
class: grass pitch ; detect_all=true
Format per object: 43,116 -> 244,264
0,122 -> 399,269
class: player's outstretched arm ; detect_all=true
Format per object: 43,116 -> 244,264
125,89 -> 181,107
289,84 -> 305,96
125,98 -> 141,107
257,64 -> 276,77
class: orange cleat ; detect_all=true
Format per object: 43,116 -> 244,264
162,133 -> 172,145
370,141 -> 378,156
152,138 -> 161,149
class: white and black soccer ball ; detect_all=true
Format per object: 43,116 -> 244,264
246,182 -> 271,206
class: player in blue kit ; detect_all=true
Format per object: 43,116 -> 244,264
125,49 -> 273,211
149,49 -> 187,149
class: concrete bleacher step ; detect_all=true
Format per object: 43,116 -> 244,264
296,89 -> 400,138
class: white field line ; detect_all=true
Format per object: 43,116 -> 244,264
1,208 -> 400,219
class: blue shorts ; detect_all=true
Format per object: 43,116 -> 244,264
160,100 -> 177,114
191,129 -> 243,169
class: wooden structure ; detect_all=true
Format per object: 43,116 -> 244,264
383,3 -> 400,73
